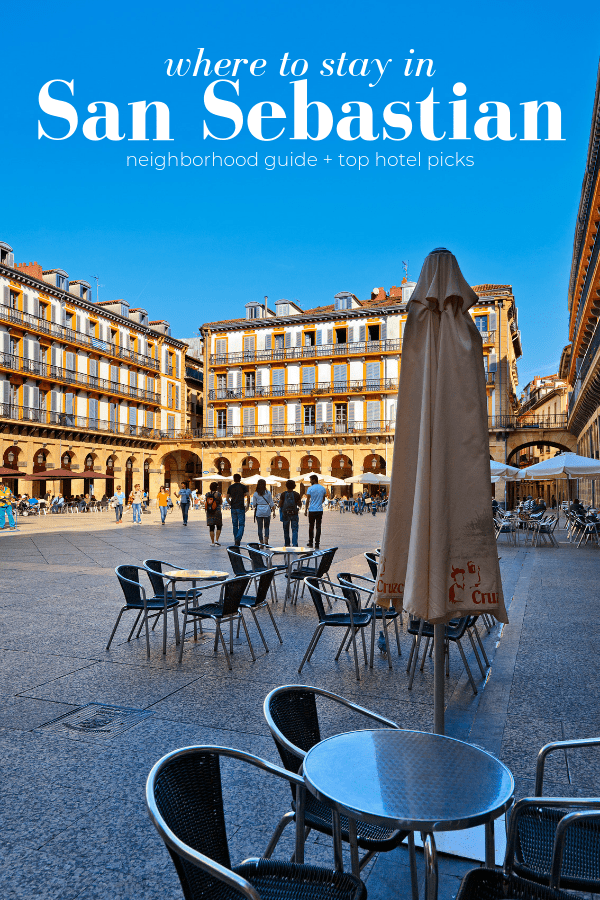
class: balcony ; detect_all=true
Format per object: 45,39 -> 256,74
199,419 -> 395,440
0,352 -> 161,404
0,402 -> 160,440
208,378 -> 399,401
479,331 -> 496,345
488,414 -> 568,430
486,372 -> 496,386
210,338 -> 401,366
0,304 -> 160,370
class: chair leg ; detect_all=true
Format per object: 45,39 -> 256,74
250,608 -> 269,652
230,617 -> 234,654
408,832 -> 419,900
162,602 -> 168,655
467,628 -> 486,678
420,636 -> 431,671
335,629 -> 349,661
350,627 -> 361,681
299,625 -> 323,672
217,621 -> 232,670
393,617 -> 401,656
456,639 -> 477,694
239,613 -> 257,661
408,621 -> 425,689
213,624 -> 220,653
106,607 -> 127,650
382,613 -> 392,671
370,616 -> 376,668
472,624 -> 490,667
266,604 -> 283,644
144,607 -> 151,659
360,627 -> 368,666
178,610 -> 188,663
173,606 -> 180,645
263,810 -> 296,859
127,609 -> 143,642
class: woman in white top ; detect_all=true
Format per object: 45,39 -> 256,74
252,478 -> 274,546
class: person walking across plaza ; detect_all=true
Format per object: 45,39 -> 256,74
305,474 -> 326,549
252,478 -> 274,546
113,485 -> 125,524
129,483 -> 143,525
227,473 -> 249,545
175,481 -> 193,526
157,485 -> 170,524
205,482 -> 223,545
279,479 -> 301,546
0,481 -> 17,531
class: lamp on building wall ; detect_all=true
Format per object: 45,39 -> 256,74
7,450 -> 15,466
37,453 -> 44,465
126,459 -> 132,471
219,459 -> 225,472
371,456 -> 377,469
307,457 -> 313,468
248,459 -> 253,469
277,457 -> 283,470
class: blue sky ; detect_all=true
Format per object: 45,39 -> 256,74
2,0 -> 599,386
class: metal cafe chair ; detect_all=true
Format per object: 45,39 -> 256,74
531,515 -> 560,547
263,684 -> 418,895
228,546 -> 278,605
299,577 -> 373,681
286,547 -> 337,609
406,615 -> 482,695
238,567 -> 283,652
245,543 -> 287,602
506,736 -> 600,892
456,779 -> 600,900
146,744 -> 366,900
177,574 -> 254,669
110,565 -> 180,658
337,573 -> 402,669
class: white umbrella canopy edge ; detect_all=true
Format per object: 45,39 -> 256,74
490,460 -> 519,479
520,452 -> 600,479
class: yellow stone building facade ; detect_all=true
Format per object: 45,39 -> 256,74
0,240 -> 188,501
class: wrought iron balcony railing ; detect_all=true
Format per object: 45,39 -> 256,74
488,414 -> 568,430
198,419 -> 395,440
0,352 -> 161,404
208,378 -> 399,401
210,338 -> 401,366
0,402 -> 161,439
0,304 -> 160,370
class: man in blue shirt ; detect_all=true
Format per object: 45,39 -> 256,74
304,474 -> 327,549
113,485 -> 125,524
175,481 -> 193,526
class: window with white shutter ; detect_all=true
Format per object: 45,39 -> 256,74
65,352 -> 76,372
272,369 -> 285,395
284,332 -> 291,349
381,319 -> 387,341
366,362 -> 379,388
31,386 -> 40,417
130,371 -> 137,390
333,364 -> 347,385
316,330 -> 322,346
264,333 -> 272,350
2,286 -> 9,306
146,409 -> 153,429
176,385 -> 180,409
326,402 -> 333,425
129,407 -> 136,430
168,383 -> 174,408
359,325 -> 366,343
110,402 -> 118,429
272,405 -> 285,433
227,407 -> 234,428
65,392 -> 74,418
302,366 -> 316,386
168,415 -> 175,435
89,358 -> 98,379
488,311 -> 497,332
209,373 -> 215,395
366,400 -> 379,429
348,401 -> 355,431
326,328 -> 333,345
389,401 -> 396,425
110,365 -> 119,384
316,403 -> 323,425
243,407 -> 255,434
347,326 -> 354,344
51,390 -> 60,413
489,352 -> 497,373
76,315 -> 81,333
215,339 -> 226,359
243,336 -> 256,359
23,385 -> 30,411
295,331 -> 302,347
175,354 -> 180,378
227,371 -> 235,391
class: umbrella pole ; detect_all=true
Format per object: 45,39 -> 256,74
433,624 -> 445,734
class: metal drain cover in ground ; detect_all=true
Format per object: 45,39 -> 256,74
38,703 -> 153,740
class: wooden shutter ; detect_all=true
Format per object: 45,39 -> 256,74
264,333 -> 272,350
366,362 -> 379,386
302,366 -> 315,385
326,328 -> 333,345
489,352 -> 497,373
316,330 -> 322,346
146,409 -> 153,429
488,312 -> 497,332
272,369 -> 284,387
89,398 -> 98,424
129,407 -> 136,426
359,325 -> 366,343
316,403 -> 323,425
175,354 -> 180,378
209,373 -> 215,393
284,332 -> 291,348
176,385 -> 180,409
381,319 -> 387,341
333,364 -> 347,384
110,365 -> 118,383
227,407 -> 233,427
326,402 -> 333,423
31,386 -> 39,411
272,406 -> 284,431
296,331 -> 302,347
366,400 -> 379,424
65,392 -> 74,415
65,352 -> 75,371
243,407 -> 255,432
2,286 -> 9,306
51,390 -> 60,412
347,326 -> 354,343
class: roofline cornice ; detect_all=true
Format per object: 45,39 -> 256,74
0,260 -> 182,345
200,304 -> 407,333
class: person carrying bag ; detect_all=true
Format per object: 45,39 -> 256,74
279,479 -> 301,547
252,478 -> 274,546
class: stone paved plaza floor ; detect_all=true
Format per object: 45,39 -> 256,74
1,505 -> 599,899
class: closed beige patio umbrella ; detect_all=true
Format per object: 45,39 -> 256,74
374,248 -> 508,733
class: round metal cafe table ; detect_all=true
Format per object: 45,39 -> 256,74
162,570 -> 228,661
303,729 -> 514,900
265,547 -> 313,604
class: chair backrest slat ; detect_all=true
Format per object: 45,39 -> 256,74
220,575 -> 252,616
268,689 -> 321,774
143,559 -> 166,596
226,547 -> 251,577
364,552 -> 378,579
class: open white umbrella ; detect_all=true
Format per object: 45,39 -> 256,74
374,248 -> 508,734
241,474 -> 286,486
344,472 -> 386,484
520,452 -> 600,479
490,460 -> 519,479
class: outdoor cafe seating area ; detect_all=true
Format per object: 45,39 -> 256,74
98,536 -> 600,900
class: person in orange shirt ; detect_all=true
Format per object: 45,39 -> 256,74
157,486 -> 170,525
